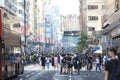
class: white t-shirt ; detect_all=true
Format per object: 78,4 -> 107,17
96,58 -> 100,64
46,58 -> 50,63
60,56 -> 63,64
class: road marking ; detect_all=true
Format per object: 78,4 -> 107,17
69,74 -> 72,80
69,79 -> 72,80
25,75 -> 30,78
69,75 -> 72,78
20,78 -> 23,80
31,72 -> 34,75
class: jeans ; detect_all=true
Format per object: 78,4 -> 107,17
96,63 -> 101,71
46,63 -> 50,69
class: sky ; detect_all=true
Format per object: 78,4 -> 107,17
51,0 -> 80,15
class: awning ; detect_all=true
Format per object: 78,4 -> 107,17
112,33 -> 120,39
94,50 -> 102,54
102,22 -> 119,35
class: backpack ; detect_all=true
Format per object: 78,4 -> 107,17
109,60 -> 120,80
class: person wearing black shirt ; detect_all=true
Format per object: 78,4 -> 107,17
41,55 -> 46,70
67,54 -> 73,74
62,55 -> 67,73
87,54 -> 93,70
73,55 -> 78,72
77,54 -> 82,74
105,48 -> 119,80
52,56 -> 54,67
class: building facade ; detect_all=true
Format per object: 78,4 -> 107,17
17,0 -> 30,41
79,0 -> 87,35
51,6 -> 62,46
102,0 -> 120,52
60,15 -> 80,46
79,0 -> 105,38
44,0 -> 53,47
0,0 -> 20,31
86,0 -> 105,38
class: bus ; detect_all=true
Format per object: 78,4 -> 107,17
0,9 -> 24,80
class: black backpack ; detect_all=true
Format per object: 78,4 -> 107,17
109,60 -> 120,80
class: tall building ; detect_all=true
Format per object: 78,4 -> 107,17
29,0 -> 38,41
36,0 -> 45,44
79,0 -> 87,35
61,15 -> 80,46
51,6 -> 61,46
0,0 -> 17,15
61,15 -> 80,32
0,0 -> 20,31
38,0 -> 45,43
44,0 -> 53,47
86,0 -> 105,38
17,0 -> 30,41
102,0 -> 120,52
79,0 -> 105,38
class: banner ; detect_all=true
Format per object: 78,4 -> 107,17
21,26 -> 30,35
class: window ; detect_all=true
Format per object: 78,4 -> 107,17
88,5 -> 98,10
102,5 -> 106,9
88,16 -> 98,20
115,0 -> 119,12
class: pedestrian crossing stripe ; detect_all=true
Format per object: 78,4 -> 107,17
55,73 -> 83,77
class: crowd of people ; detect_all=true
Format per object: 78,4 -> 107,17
21,48 -> 120,80
38,53 -> 106,74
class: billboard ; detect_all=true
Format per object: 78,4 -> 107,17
46,27 -> 51,38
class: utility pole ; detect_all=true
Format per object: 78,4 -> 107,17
24,0 -> 27,54
0,9 -> 2,80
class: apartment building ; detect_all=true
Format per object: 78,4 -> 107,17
17,0 -> 30,41
0,0 -> 20,31
86,0 -> 105,38
102,0 -> 120,52
79,0 -> 87,35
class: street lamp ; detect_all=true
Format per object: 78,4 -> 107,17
24,0 -> 27,54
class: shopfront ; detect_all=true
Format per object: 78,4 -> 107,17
111,24 -> 120,52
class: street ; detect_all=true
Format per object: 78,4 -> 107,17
12,64 -> 104,80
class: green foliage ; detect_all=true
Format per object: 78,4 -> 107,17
77,33 -> 88,53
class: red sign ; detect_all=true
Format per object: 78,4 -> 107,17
21,26 -> 30,35
0,9 -> 2,80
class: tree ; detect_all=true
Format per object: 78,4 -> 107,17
77,33 -> 88,53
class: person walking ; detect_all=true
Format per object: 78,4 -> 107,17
41,55 -> 46,70
67,54 -> 73,74
60,54 -> 63,74
87,54 -> 93,71
46,57 -> 50,69
105,48 -> 120,80
77,54 -> 82,74
54,55 -> 59,70
96,56 -> 101,72
73,54 -> 78,73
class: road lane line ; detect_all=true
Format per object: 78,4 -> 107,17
20,78 -> 23,80
69,73 -> 72,80
53,73 -> 59,80
25,74 -> 30,78
31,72 -> 34,75
69,79 -> 72,80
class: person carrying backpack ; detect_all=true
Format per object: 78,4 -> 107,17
105,48 -> 120,80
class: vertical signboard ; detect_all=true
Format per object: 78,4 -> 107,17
0,9 -> 2,80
